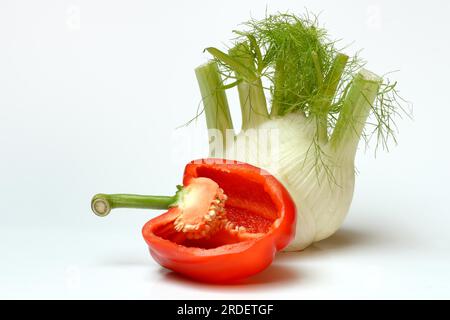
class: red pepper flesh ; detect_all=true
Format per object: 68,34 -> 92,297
142,159 -> 296,283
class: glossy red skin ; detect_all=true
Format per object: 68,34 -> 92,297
142,159 -> 296,283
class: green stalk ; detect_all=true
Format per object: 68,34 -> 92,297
229,43 -> 269,130
316,53 -> 349,143
195,62 -> 234,153
329,69 -> 382,158
270,58 -> 285,117
91,193 -> 177,217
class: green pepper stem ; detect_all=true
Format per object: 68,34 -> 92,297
91,193 -> 177,217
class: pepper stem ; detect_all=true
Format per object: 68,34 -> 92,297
91,193 -> 177,217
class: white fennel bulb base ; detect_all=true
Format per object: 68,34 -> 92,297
224,112 -> 356,251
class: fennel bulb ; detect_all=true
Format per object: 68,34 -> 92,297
194,13 -> 407,251
225,70 -> 379,250
229,113 -> 354,251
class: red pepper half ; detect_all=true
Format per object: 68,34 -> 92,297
91,159 -> 296,283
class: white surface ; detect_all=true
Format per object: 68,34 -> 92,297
0,0 -> 449,299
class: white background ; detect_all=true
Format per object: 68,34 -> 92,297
0,0 -> 449,299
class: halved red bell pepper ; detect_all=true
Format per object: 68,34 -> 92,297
91,159 -> 296,283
